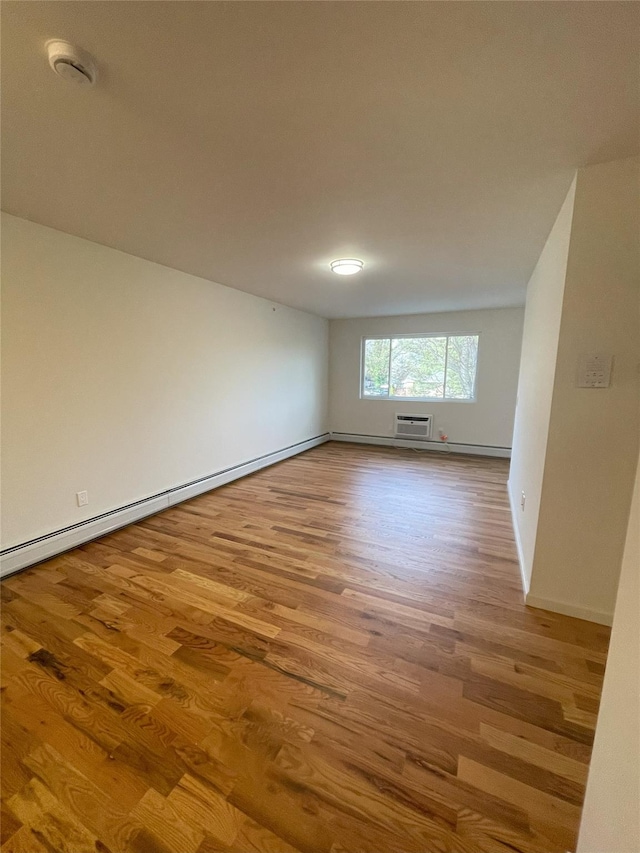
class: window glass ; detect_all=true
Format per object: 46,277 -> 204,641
362,338 -> 391,397
362,334 -> 479,400
445,335 -> 479,399
390,336 -> 446,398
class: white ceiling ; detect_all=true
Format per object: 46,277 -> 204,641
2,2 -> 638,319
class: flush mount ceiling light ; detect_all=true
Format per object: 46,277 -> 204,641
46,40 -> 97,86
330,258 -> 364,276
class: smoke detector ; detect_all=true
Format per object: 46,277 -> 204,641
46,40 -> 97,87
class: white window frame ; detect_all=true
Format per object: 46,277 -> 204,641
360,332 -> 480,402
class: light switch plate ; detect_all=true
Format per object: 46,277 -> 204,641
577,353 -> 613,388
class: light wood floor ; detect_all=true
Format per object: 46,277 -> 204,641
1,442 -> 610,853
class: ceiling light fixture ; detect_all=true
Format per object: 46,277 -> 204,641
330,258 -> 364,276
46,40 -> 97,87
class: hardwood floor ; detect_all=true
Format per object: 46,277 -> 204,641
1,442 -> 610,853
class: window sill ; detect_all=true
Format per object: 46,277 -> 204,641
360,396 -> 477,403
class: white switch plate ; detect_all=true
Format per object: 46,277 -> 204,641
577,353 -> 613,388
76,490 -> 89,507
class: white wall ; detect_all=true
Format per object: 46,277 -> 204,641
0,214 -> 328,550
529,157 -> 640,622
329,308 -> 524,450
508,179 -> 576,592
520,157 -> 639,625
577,451 -> 640,853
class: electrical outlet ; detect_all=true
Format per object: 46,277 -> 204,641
76,490 -> 89,507
520,491 -> 526,510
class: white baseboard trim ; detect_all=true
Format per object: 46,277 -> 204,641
331,432 -> 511,458
505,481 -> 612,626
0,433 -> 330,579
525,594 -> 613,627
507,481 -> 529,598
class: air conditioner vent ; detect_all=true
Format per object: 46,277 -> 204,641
394,413 -> 432,440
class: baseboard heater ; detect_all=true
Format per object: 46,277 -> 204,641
0,432 -> 330,578
331,431 -> 511,459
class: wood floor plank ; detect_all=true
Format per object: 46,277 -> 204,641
1,442 -> 609,852
478,723 -> 589,786
457,756 -> 581,850
1,825 -> 51,853
131,786 -> 205,853
5,776 -> 100,853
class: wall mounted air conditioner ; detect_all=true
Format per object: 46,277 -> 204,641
394,413 -> 433,440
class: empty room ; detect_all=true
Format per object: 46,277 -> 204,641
1,3 -> 638,852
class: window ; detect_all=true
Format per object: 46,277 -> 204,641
361,334 -> 479,400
